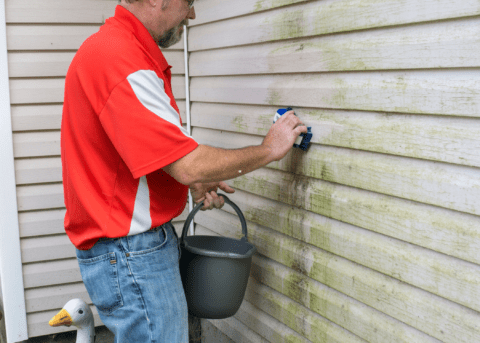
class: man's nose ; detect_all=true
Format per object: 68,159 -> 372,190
187,7 -> 196,20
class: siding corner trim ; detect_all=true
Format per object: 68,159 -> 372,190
0,0 -> 28,341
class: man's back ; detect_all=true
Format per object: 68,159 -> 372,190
61,6 -> 197,250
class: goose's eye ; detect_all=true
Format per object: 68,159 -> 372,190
78,309 -> 84,314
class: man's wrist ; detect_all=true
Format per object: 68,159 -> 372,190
259,142 -> 276,165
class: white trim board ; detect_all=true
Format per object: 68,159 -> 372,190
0,0 -> 29,341
183,24 -> 195,236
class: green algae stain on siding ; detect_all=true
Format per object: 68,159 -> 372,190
330,77 -> 349,108
258,0 -> 395,43
283,271 -> 309,302
267,40 -> 370,72
257,114 -> 272,135
245,204 -> 291,236
232,174 -> 283,201
257,273 -> 331,342
309,183 -> 334,220
244,203 -> 334,255
253,0 -> 309,12
259,288 -> 307,336
232,115 -> 247,132
284,334 -> 307,343
283,268 -> 333,327
266,89 -> 281,105
308,218 -> 333,254
265,9 -> 305,41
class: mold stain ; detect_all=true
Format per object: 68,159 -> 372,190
265,9 -> 306,41
262,289 -> 306,337
232,115 -> 248,132
284,272 -> 308,303
309,183 -> 334,220
253,0 -> 308,13
251,246 -> 337,341
266,89 -> 281,105
257,0 -> 389,45
330,77 -> 348,108
268,39 -> 371,73
260,275 -> 330,342
284,334 -> 306,343
244,201 -> 333,254
309,219 -> 333,254
257,114 -> 272,135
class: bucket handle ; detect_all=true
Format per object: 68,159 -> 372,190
180,194 -> 248,245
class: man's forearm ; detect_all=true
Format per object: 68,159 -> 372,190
163,144 -> 273,185
163,111 -> 307,185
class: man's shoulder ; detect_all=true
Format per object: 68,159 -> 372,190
68,25 -> 157,94
77,25 -> 147,69
65,25 -> 157,113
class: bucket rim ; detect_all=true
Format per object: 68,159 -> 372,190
182,236 -> 257,259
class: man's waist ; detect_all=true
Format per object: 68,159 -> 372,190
97,222 -> 171,242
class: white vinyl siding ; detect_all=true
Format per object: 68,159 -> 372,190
189,0 -> 480,342
4,0 -> 187,338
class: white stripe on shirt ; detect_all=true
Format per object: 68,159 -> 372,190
127,69 -> 192,138
129,175 -> 152,236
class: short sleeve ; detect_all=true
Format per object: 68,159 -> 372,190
99,69 -> 198,179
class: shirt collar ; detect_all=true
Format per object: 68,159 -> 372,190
112,5 -> 170,72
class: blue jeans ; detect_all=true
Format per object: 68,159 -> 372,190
76,222 -> 188,343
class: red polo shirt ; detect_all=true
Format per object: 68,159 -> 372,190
61,6 -> 198,250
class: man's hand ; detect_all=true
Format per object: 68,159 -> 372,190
190,182 -> 235,210
262,110 -> 308,161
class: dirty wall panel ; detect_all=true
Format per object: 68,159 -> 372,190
189,0 -> 480,38
193,128 -> 480,265
191,103 -> 480,168
4,0 -> 187,337
190,73 -> 480,117
189,17 -> 480,74
196,224 -> 365,343
194,211 -> 442,343
189,0 -> 480,342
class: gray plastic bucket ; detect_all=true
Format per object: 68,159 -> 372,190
179,195 -> 256,319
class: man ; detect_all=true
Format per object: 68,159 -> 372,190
61,0 -> 307,342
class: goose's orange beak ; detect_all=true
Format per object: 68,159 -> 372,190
49,309 -> 73,327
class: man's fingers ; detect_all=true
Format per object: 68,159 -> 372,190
294,124 -> 308,135
218,182 -> 235,194
196,183 -> 235,211
201,192 -> 214,211
210,191 -> 224,209
280,112 -> 305,130
279,111 -> 295,124
277,110 -> 295,122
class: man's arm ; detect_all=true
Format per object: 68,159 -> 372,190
162,111 -> 307,185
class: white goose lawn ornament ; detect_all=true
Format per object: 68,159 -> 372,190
49,298 -> 95,343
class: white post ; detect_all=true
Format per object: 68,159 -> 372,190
0,0 -> 28,342
183,25 -> 195,236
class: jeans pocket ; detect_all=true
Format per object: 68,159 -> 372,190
77,252 -> 123,315
128,225 -> 168,256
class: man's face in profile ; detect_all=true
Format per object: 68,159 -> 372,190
158,19 -> 187,48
